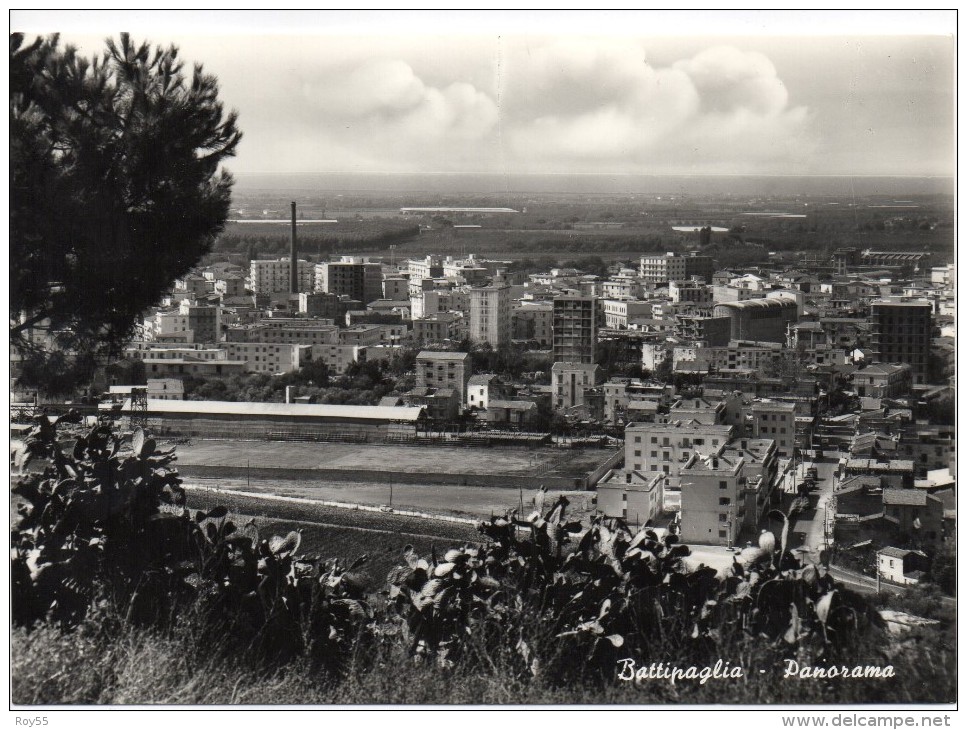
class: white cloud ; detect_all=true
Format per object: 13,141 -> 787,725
506,41 -> 813,172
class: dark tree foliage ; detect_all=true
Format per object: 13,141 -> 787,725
10,33 -> 241,391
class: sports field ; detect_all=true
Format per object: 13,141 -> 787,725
171,439 -> 613,479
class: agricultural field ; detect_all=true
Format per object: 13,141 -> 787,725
172,439 -> 613,479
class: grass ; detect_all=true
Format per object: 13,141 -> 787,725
12,618 -> 956,706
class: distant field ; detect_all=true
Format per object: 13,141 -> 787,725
172,439 -> 611,479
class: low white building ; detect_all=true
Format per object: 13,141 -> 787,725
877,547 -> 930,586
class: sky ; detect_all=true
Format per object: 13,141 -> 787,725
11,10 -> 957,180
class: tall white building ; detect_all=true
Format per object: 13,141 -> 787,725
639,253 -> 688,284
469,285 -> 512,347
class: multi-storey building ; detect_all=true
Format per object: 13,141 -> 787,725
222,342 -> 312,374
600,299 -> 652,330
682,341 -> 785,373
669,280 -> 713,305
712,297 -> 799,343
249,258 -> 314,295
309,343 -> 368,375
870,298 -> 933,384
680,452 -> 745,547
852,363 -> 913,399
382,276 -> 410,300
639,252 -> 688,284
407,256 -> 444,280
315,257 -> 383,304
145,300 -> 220,344
675,315 -> 731,346
416,351 -> 471,405
413,312 -> 464,344
551,361 -> 601,412
552,295 -> 597,363
603,378 -> 674,424
750,400 -> 796,458
684,254 -> 715,284
512,301 -> 553,346
224,321 -> 339,346
597,471 -> 664,527
624,420 -> 734,481
298,292 -> 343,319
469,285 -> 512,347
601,275 -> 643,300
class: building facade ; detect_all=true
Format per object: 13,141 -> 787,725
870,299 -> 933,385
553,296 -> 597,363
469,285 -> 512,347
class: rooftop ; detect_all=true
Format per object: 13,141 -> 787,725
883,489 -> 940,507
878,546 -> 920,559
416,350 -> 469,361
121,398 -> 426,422
714,296 -> 798,311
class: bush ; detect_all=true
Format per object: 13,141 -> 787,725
10,418 -> 955,705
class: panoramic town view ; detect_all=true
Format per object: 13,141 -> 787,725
9,11 -> 956,716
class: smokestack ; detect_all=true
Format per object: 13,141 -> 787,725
289,201 -> 298,294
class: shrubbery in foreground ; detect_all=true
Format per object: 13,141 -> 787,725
11,417 -> 955,704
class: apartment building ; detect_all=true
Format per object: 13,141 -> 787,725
870,298 -> 933,385
624,420 -> 734,481
852,363 -> 913,399
600,299 -> 652,330
413,312 -> 464,344
222,342 -> 312,374
309,343 -> 368,375
680,452 -> 745,547
249,258 -> 315,295
551,361 -> 601,412
315,257 -> 383,304
552,295 -> 597,363
469,285 -> 512,347
601,275 -> 643,300
224,321 -> 339,346
639,252 -> 688,284
712,297 -> 799,343
597,471 -> 664,526
512,301 -> 553,346
750,400 -> 796,458
298,292 -> 343,319
416,351 -> 471,405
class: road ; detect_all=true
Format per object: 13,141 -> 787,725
776,455 -> 840,557
182,475 -> 595,519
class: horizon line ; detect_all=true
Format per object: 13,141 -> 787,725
233,171 -> 955,180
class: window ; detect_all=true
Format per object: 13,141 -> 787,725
651,437 -> 658,444
719,481 -> 728,489
634,436 -> 641,444
634,450 -> 641,457
719,530 -> 727,539
719,514 -> 728,523
719,497 -> 731,506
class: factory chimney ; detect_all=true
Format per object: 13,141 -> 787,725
289,201 -> 298,294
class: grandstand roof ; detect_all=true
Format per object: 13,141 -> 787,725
120,399 -> 426,422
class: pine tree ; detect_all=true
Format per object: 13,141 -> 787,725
10,33 -> 242,392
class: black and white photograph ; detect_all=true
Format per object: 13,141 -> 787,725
8,9 -> 958,717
